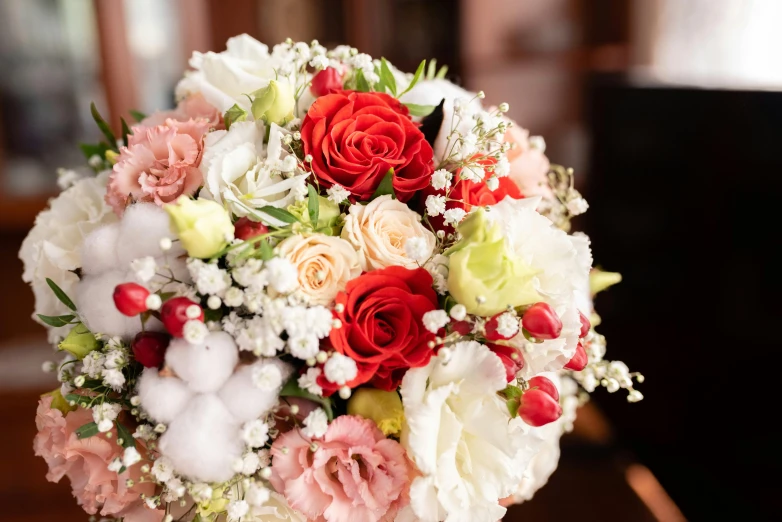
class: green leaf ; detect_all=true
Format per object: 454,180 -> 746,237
120,117 -> 131,147
307,184 -> 320,225
224,103 -> 248,130
90,102 -> 118,151
507,398 -> 520,418
46,278 -> 77,311
75,422 -> 99,439
405,103 -> 437,118
355,69 -> 371,93
115,422 -> 136,449
79,142 -> 110,163
259,239 -> 274,261
435,65 -> 449,79
426,59 -> 437,80
129,109 -> 147,122
258,206 -> 299,224
379,58 -> 397,97
37,314 -> 76,328
280,377 -> 334,421
399,60 -> 426,97
502,384 -> 523,400
370,169 -> 395,200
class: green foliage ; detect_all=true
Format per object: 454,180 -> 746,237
46,278 -> 77,311
258,206 -> 300,224
307,184 -> 320,225
370,169 -> 395,200
224,103 -> 248,130
398,60 -> 426,98
379,58 -> 397,97
75,422 -> 99,439
129,109 -> 147,122
280,377 -> 334,421
115,421 -> 136,449
404,103 -> 437,117
37,314 -> 75,328
90,102 -> 118,151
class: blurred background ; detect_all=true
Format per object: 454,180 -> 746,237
1,0 -> 780,520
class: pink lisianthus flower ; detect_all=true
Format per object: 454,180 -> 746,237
504,123 -> 554,199
33,396 -> 162,522
270,415 -> 414,522
141,93 -> 224,130
106,117 -> 211,215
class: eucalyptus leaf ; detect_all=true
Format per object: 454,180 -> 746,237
307,184 -> 320,226
76,422 -> 99,439
380,58 -> 397,97
258,206 -> 299,224
79,142 -> 110,163
37,314 -> 75,328
370,169 -> 395,200
90,102 -> 118,150
405,103 -> 437,118
46,278 -> 77,311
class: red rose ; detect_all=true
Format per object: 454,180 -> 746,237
301,91 -> 434,202
324,266 -> 438,392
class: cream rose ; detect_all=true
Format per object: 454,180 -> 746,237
342,195 -> 436,271
277,234 -> 360,305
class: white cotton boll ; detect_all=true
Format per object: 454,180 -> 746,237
80,223 -> 121,275
218,359 -> 293,423
136,368 -> 194,424
159,394 -> 243,483
116,203 -> 185,263
165,332 -> 239,393
76,270 -> 146,338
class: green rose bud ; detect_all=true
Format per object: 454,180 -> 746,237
447,209 -> 540,316
347,388 -> 405,436
165,196 -> 235,258
287,196 -> 342,235
58,323 -> 99,359
251,80 -> 295,126
42,388 -> 76,415
590,268 -> 622,296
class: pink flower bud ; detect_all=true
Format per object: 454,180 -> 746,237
113,283 -> 150,316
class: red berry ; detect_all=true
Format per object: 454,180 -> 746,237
485,313 -> 519,341
451,320 -> 473,336
578,311 -> 591,338
160,297 -> 203,338
521,302 -> 562,340
113,283 -> 150,316
518,389 -> 562,427
234,217 -> 269,241
310,67 -> 343,97
528,375 -> 559,401
564,342 -> 588,371
488,343 -> 524,382
132,331 -> 170,368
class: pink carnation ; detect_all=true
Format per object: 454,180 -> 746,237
141,93 -> 224,130
270,415 -> 414,522
33,396 -> 162,522
106,117 -> 211,215
505,123 -> 554,199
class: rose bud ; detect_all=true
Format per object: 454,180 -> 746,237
521,302 -> 562,340
579,310 -> 591,338
518,388 -> 562,427
310,67 -> 343,97
132,331 -> 170,368
160,297 -> 204,338
234,216 -> 269,241
528,375 -> 559,401
113,283 -> 150,316
488,343 -> 524,382
484,312 -> 519,341
564,341 -> 588,371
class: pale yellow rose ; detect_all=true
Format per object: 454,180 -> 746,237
341,195 -> 436,271
277,234 -> 361,305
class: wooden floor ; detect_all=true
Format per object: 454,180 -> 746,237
0,387 -> 664,522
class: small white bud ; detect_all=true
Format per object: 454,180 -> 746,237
185,305 -> 202,319
338,386 -> 352,399
207,295 -> 222,310
315,351 -> 329,364
159,237 -> 172,251
130,396 -> 141,406
74,375 -> 86,387
438,348 -> 452,364
260,467 -> 273,479
41,361 -> 56,373
498,102 -> 509,112
449,304 -> 467,321
145,294 -> 162,311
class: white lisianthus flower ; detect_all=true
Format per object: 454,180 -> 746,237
199,121 -> 309,226
342,195 -> 436,271
400,341 -> 542,522
19,172 -> 117,341
176,34 -> 315,116
488,197 -> 593,376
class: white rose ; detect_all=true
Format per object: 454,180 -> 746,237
400,341 -> 542,522
19,172 -> 117,341
276,234 -> 361,306
199,121 -> 308,226
176,34 -> 314,117
341,195 -> 436,271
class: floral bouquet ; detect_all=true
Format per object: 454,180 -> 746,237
21,35 -> 643,522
